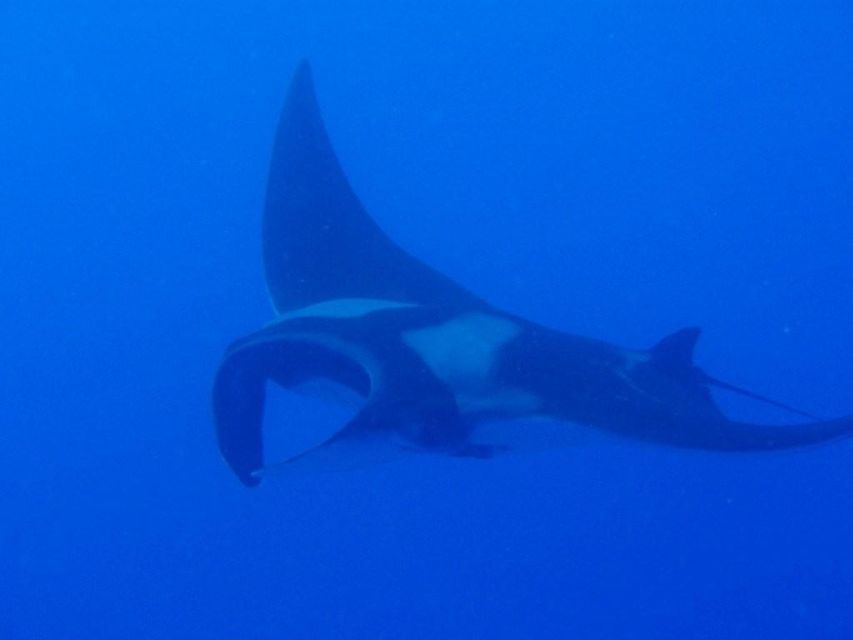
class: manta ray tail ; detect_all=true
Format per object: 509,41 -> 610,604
702,374 -> 822,421
652,326 -> 820,420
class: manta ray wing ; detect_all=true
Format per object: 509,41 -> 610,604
263,61 -> 488,315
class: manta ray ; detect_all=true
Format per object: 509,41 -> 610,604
213,61 -> 852,487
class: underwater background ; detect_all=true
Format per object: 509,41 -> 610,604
2,2 -> 852,638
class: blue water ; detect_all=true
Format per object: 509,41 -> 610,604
2,2 -> 852,638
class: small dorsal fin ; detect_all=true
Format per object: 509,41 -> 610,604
650,327 -> 822,420
651,327 -> 701,373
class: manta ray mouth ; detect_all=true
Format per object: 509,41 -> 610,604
213,333 -> 376,486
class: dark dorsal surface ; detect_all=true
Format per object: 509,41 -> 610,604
263,61 -> 489,314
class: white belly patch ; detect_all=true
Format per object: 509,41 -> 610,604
402,313 -> 540,416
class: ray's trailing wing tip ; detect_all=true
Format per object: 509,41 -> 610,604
290,59 -> 315,95
828,414 -> 853,440
263,59 -> 489,315
277,58 -> 320,140
295,58 -> 312,78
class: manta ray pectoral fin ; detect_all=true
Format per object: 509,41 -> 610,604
262,60 -> 488,315
718,414 -> 853,450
